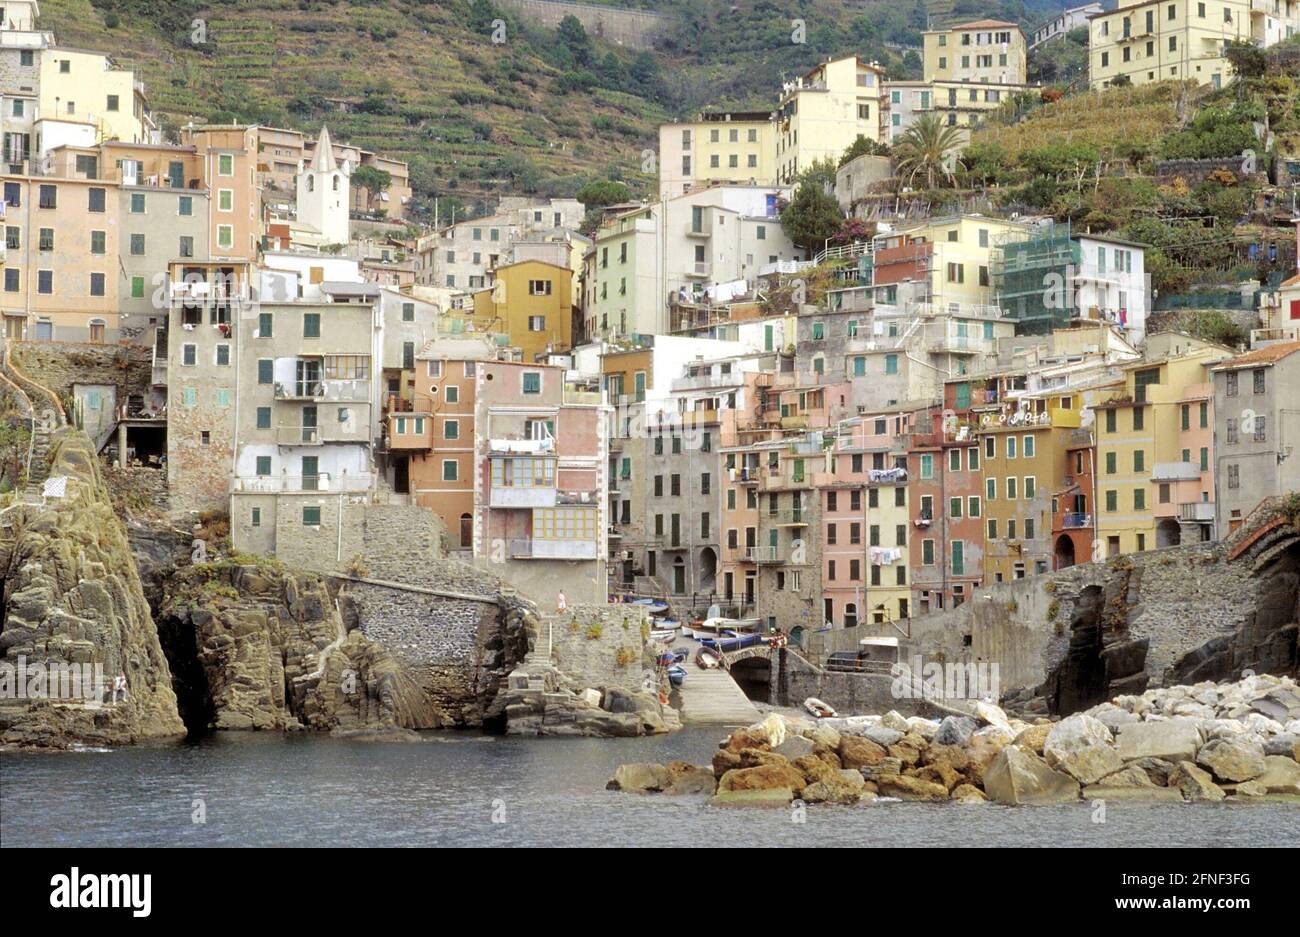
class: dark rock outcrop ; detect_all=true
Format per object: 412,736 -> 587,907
0,429 -> 185,748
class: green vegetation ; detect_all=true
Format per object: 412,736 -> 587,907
51,0 -> 1079,217
779,159 -> 842,256
894,114 -> 964,189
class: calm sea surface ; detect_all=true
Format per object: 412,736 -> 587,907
2,729 -> 1295,847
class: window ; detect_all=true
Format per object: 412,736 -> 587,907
1007,477 -> 1017,500
218,154 -> 234,176
1023,436 -> 1035,458
1105,409 -> 1117,433
303,506 -> 322,527
182,344 -> 197,366
38,227 -> 53,251
255,455 -> 272,476
37,270 -> 52,294
1024,476 -> 1036,499
443,460 -> 459,482
217,225 -> 233,250
179,196 -> 193,216
258,359 -> 273,384
218,189 -> 233,212
1007,436 -> 1017,459
131,192 -> 146,214
251,508 -> 261,528
131,276 -> 144,298
88,188 -> 106,213
303,313 -> 321,338
256,407 -> 271,429
216,345 -> 230,366
986,477 -> 996,501
3,269 -> 16,293
522,372 -> 542,394
1253,369 -> 1265,395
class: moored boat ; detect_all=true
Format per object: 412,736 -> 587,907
667,665 -> 687,688
695,647 -> 722,669
803,697 -> 837,719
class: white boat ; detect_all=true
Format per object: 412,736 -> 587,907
693,615 -> 762,635
803,697 -> 838,719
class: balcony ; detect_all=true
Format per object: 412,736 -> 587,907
1152,461 -> 1200,482
276,426 -> 322,446
510,538 -> 599,560
1062,513 -> 1091,529
231,472 -> 373,493
274,379 -> 371,403
490,482 -> 557,509
686,220 -> 712,239
733,467 -> 761,485
761,469 -> 810,491
684,262 -> 712,279
746,545 -> 783,563
671,371 -> 739,392
768,510 -> 808,526
1178,502 -> 1215,523
489,437 -> 555,456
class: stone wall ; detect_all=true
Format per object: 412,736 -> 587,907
10,342 -> 151,413
805,540 -> 1260,712
549,603 -> 649,690
496,0 -> 668,49
349,582 -> 503,725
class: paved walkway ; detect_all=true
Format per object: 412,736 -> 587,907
672,667 -> 761,726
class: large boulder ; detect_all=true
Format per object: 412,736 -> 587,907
710,788 -> 793,807
972,701 -> 1011,730
801,769 -> 865,804
1095,765 -> 1158,788
712,749 -> 742,778
838,735 -> 888,769
952,783 -> 988,803
1013,723 -> 1053,755
1195,737 -> 1267,783
983,746 -> 1081,806
1128,757 -> 1178,787
718,761 -> 807,794
772,734 -> 816,761
966,725 -> 1015,784
664,763 -> 717,796
1114,719 -> 1202,763
1252,755 -> 1300,795
1044,714 -> 1124,785
933,715 -> 978,746
607,763 -> 673,793
860,725 -> 905,747
809,725 -> 841,750
722,727 -> 772,753
792,754 -> 836,785
1169,762 -> 1225,802
878,774 -> 949,802
887,733 -> 927,767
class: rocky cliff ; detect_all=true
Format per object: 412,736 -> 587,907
0,429 -> 185,748
158,560 -> 445,735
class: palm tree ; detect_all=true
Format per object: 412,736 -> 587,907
893,114 -> 966,190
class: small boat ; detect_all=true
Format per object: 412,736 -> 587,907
649,629 -> 677,642
630,598 -> 671,615
699,631 -> 764,653
667,665 -> 687,688
696,647 -> 722,670
804,697 -> 838,719
680,625 -> 696,639
670,648 -> 689,664
655,652 -> 676,667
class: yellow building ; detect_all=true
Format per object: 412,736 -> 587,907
1091,336 -> 1233,555
923,19 -> 1028,85
472,259 -> 574,362
777,56 -> 888,184
975,393 -> 1083,583
39,47 -> 153,147
909,214 -> 1033,308
657,112 -> 777,199
1088,0 -> 1300,90
928,79 -> 1026,134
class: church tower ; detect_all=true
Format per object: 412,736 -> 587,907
296,125 -> 351,246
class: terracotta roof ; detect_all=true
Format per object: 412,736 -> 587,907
1211,341 -> 1300,370
953,19 -> 1020,29
1280,272 -> 1300,288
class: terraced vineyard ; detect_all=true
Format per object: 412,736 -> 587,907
40,0 -> 1078,213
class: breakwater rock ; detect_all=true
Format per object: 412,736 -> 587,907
607,674 -> 1300,805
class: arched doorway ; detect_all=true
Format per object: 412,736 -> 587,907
1055,534 -> 1076,569
459,513 -> 472,548
698,547 -> 717,594
1156,518 -> 1181,549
